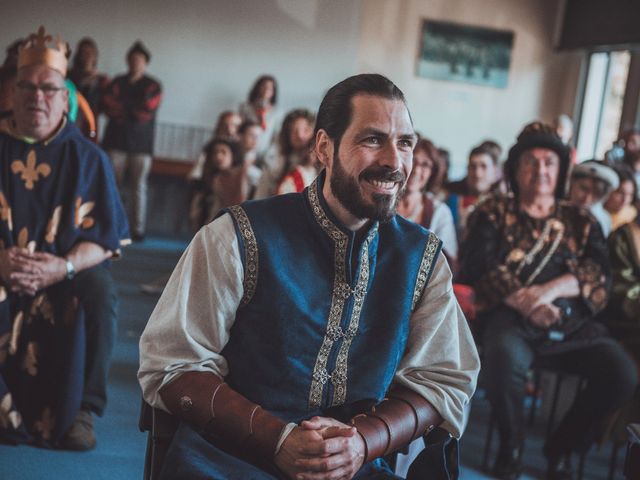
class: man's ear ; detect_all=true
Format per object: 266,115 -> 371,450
314,129 -> 334,168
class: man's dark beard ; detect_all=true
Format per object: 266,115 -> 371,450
330,154 -> 405,223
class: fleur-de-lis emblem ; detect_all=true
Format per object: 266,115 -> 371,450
0,191 -> 12,231
0,332 -> 10,365
75,197 -> 95,229
34,407 -> 54,441
45,206 -> 62,244
11,150 -> 51,190
23,341 -> 38,376
9,311 -> 24,355
17,227 -> 36,253
0,393 -> 22,430
30,294 -> 54,325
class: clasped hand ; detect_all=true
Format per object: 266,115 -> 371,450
505,284 -> 562,329
0,247 -> 67,296
275,416 -> 365,480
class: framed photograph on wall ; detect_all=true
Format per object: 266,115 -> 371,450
417,19 -> 514,88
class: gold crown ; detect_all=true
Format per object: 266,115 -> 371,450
17,26 -> 69,76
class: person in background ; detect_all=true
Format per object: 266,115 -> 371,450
238,120 -> 264,197
275,149 -> 319,195
239,75 -> 279,156
397,138 -> 457,264
0,39 -> 22,119
102,40 -> 162,242
459,122 -> 637,480
553,114 -> 577,164
188,110 -> 242,181
253,108 -> 315,199
606,210 -> 640,447
68,37 -> 109,137
604,165 -> 638,231
188,138 -> 251,232
445,143 -> 501,234
568,160 -> 619,237
0,26 -> 129,451
139,73 -> 479,480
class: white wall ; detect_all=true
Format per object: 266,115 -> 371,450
1,0 -> 361,128
2,0 -> 582,177
356,0 -> 582,179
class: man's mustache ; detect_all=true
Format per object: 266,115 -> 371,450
360,167 -> 405,184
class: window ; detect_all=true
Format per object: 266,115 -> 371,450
576,50 -> 631,161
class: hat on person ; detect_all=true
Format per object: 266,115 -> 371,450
17,26 -> 69,76
505,122 -> 572,198
127,40 -> 151,63
571,160 -> 619,193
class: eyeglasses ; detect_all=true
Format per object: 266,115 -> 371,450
16,81 -> 66,97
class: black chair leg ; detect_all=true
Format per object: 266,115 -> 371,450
528,370 -> 542,427
608,442 -> 620,480
546,373 -> 564,439
576,450 -> 587,480
482,409 -> 495,472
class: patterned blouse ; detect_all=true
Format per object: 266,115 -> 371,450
459,193 -> 610,326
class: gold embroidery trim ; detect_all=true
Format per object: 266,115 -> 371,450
306,181 -> 377,408
330,227 -> 376,406
228,205 -> 259,307
411,232 -> 441,311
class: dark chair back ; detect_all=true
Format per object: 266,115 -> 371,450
625,423 -> 640,479
139,399 -> 179,480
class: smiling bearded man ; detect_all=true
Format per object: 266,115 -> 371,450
139,73 -> 479,480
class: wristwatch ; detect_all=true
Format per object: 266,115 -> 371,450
65,258 -> 76,280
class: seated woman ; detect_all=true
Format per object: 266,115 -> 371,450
188,110 -> 242,181
607,211 -> 640,436
459,122 -> 638,480
254,109 -> 315,199
239,75 -> 280,156
397,138 -> 457,264
604,165 -> 638,232
188,138 -> 251,232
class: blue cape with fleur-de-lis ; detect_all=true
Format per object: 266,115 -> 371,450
0,118 -> 129,447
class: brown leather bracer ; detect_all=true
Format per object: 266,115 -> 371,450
350,386 -> 443,462
159,371 -> 286,460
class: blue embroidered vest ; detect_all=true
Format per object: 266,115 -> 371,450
220,175 -> 442,423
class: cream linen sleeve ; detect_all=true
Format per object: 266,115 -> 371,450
138,213 -> 244,411
393,253 -> 480,438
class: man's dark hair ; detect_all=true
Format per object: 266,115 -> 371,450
314,74 -> 409,151
238,119 -> 260,135
248,75 -> 277,106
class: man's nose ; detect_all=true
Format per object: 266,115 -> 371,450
380,142 -> 402,171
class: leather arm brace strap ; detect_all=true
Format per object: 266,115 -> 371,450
159,371 -> 286,460
350,386 -> 443,463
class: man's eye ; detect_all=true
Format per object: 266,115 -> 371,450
363,136 -> 381,145
398,139 -> 413,148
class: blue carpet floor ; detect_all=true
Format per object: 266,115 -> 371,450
0,235 -> 627,479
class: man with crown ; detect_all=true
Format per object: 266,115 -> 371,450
139,74 -> 480,479
0,27 -> 129,451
